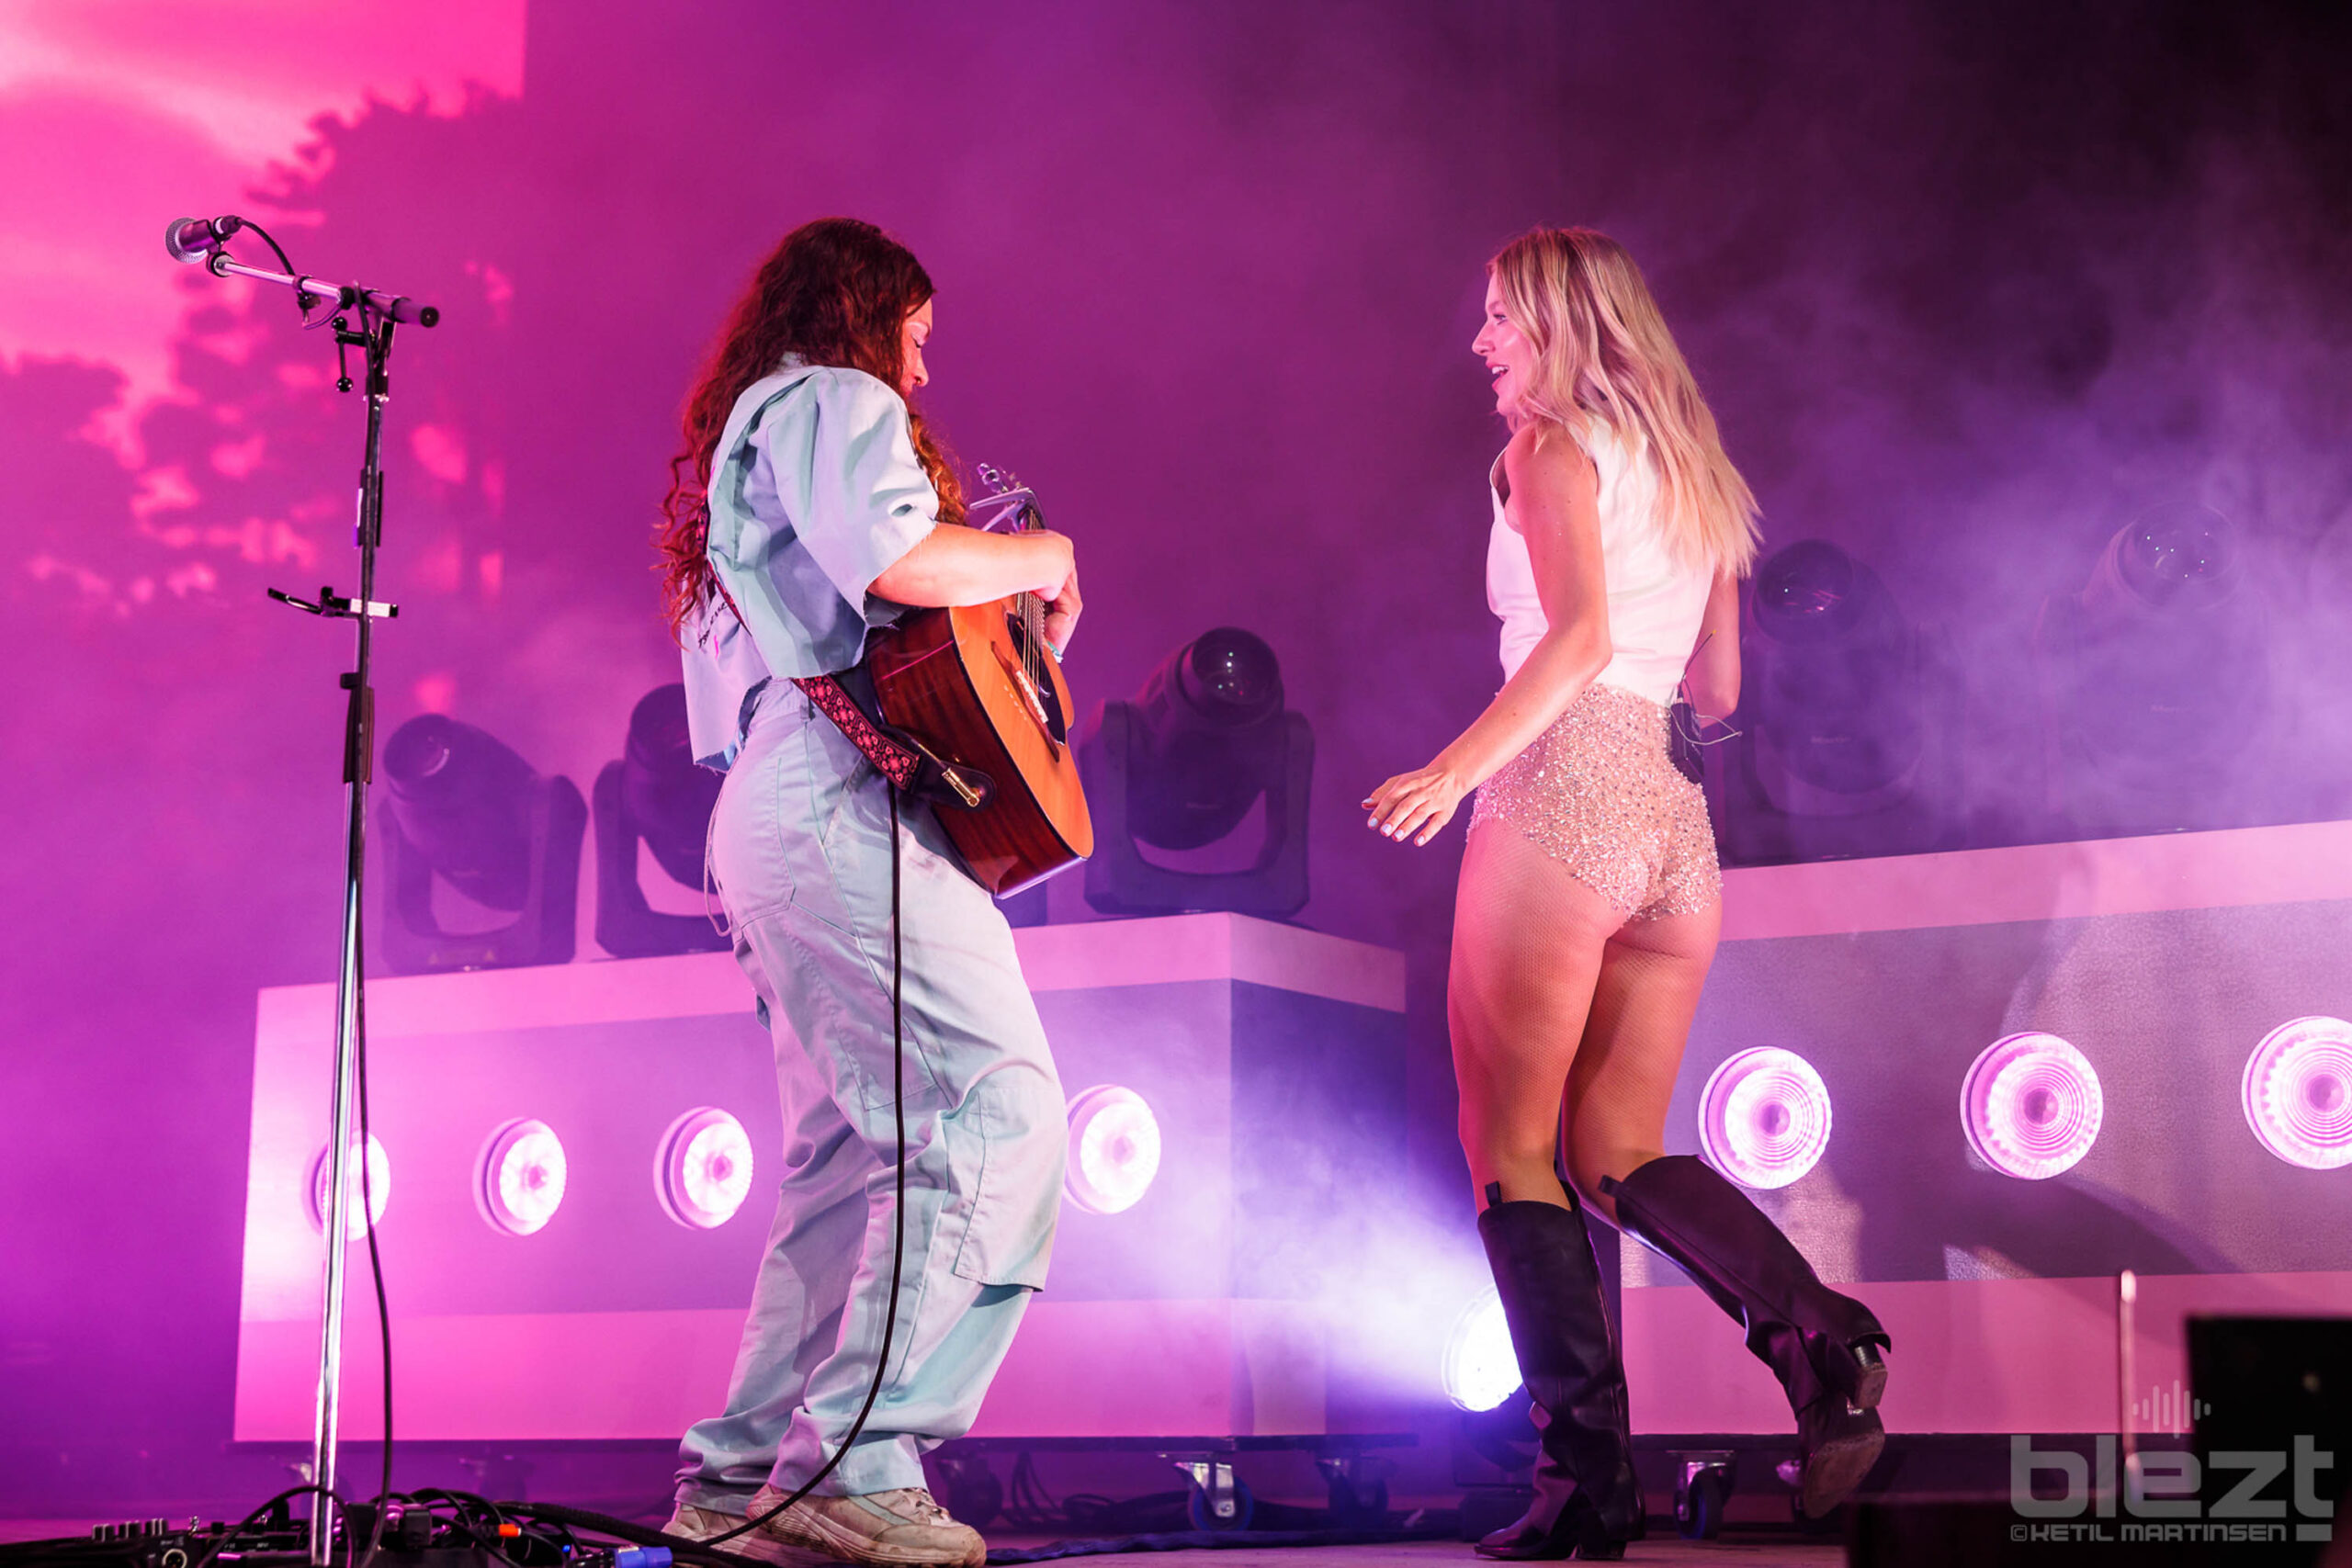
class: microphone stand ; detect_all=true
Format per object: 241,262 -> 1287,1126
214,248 -> 435,1564
205,248 -> 441,326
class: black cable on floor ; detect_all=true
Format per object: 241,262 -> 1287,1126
505,1501 -> 771,1566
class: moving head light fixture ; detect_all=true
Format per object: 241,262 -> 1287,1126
1714,539 -> 1961,864
377,714 -> 585,974
594,683 -> 729,957
2035,502 -> 2275,838
1079,626 -> 1313,918
2297,512 -> 2352,822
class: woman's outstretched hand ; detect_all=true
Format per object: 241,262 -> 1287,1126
1363,760 -> 1472,847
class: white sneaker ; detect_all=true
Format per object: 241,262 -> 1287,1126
741,1483 -> 987,1568
664,1498 -> 833,1566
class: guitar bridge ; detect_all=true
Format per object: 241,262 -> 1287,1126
1008,660 -> 1055,745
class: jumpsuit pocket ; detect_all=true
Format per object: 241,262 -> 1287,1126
849,1022 -> 947,1115
707,745 -> 798,926
777,719 -> 874,937
941,1067 -> 1064,1290
788,721 -> 953,1114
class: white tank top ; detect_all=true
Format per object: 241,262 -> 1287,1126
1485,423 -> 1713,705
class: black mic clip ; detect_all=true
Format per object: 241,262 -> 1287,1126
334,321 -> 360,393
268,585 -> 400,622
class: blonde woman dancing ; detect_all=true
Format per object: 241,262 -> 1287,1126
1366,228 -> 1890,1559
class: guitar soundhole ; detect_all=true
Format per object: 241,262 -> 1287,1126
1006,611 -> 1070,747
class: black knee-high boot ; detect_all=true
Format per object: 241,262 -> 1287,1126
1475,1190 -> 1641,1561
1601,1155 -> 1890,1517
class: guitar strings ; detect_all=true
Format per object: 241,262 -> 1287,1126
1019,503 -> 1046,694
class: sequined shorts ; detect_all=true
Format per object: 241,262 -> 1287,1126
1469,682 -> 1722,921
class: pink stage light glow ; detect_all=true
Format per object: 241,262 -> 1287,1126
1441,1287 -> 1519,1412
2242,1017 -> 2352,1170
1064,1085 -> 1161,1215
476,1118 -> 567,1236
656,1107 -> 756,1230
306,1134 -> 390,1238
1698,1046 -> 1833,1189
1962,1032 -> 2103,1179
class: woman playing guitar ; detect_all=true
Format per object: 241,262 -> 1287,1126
654,217 -> 1080,1568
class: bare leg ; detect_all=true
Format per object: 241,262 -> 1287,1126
1453,819 -> 1645,1556
1555,900 -> 1723,1224
1555,897 -> 1893,1518
1451,818 -> 1626,1210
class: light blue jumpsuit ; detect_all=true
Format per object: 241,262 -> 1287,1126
674,360 -> 1067,1510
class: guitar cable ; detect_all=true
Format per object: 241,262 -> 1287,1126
693,774 -> 911,1551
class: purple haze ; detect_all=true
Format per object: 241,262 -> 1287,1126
3,0 -> 2349,1513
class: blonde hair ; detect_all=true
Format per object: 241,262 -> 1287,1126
1490,226 -> 1760,576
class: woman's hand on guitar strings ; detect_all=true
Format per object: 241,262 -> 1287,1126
1363,758 -> 1472,847
1039,557 -> 1081,658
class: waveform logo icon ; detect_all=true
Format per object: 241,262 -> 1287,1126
2130,1379 -> 2211,1434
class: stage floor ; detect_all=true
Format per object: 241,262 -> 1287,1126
0,1521 -> 1842,1566
989,1540 -> 1841,1567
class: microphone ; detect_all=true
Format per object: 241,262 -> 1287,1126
164,214 -> 243,265
162,213 -> 439,328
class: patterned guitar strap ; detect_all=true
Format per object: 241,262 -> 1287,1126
789,673 -> 994,811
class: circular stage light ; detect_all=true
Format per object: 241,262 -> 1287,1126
2242,1017 -> 2352,1170
476,1118 -> 568,1236
1698,1047 -> 1833,1189
657,1107 -> 757,1229
1962,1032 -> 2103,1179
1442,1286 -> 1520,1412
1063,1085 -> 1161,1215
306,1134 -> 390,1238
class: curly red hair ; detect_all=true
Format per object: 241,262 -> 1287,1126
657,217 -> 965,637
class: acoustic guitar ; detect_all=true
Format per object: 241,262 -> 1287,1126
866,466 -> 1092,896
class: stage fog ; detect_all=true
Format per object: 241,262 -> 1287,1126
2,0 -> 2347,1521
